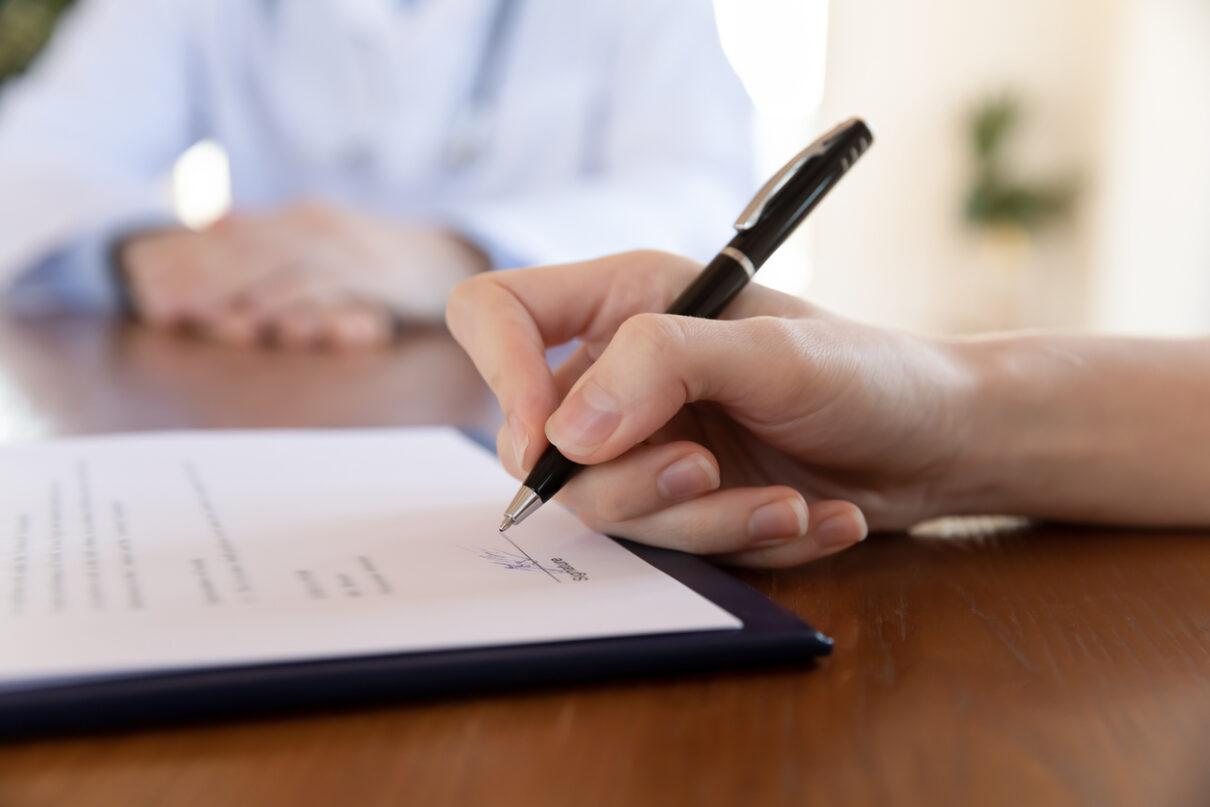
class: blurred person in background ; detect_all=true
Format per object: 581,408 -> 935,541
0,0 -> 752,348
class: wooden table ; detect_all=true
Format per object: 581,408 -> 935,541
1,313 -> 1208,807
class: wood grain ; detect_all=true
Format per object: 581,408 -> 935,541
1,314 -> 1207,807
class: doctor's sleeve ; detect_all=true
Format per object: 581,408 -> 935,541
0,0 -> 199,307
447,0 -> 755,268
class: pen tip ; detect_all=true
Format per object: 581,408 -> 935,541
498,518 -> 513,533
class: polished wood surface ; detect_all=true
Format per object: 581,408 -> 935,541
1,313 -> 1208,807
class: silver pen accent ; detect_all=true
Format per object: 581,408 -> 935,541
733,118 -> 870,231
498,485 -> 542,532
719,246 -> 756,278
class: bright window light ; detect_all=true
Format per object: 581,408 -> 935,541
171,139 -> 232,230
714,0 -> 829,297
713,0 -> 829,120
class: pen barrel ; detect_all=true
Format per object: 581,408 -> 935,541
664,251 -> 753,319
735,119 -> 873,268
523,252 -> 747,502
731,174 -> 836,268
526,444 -> 584,502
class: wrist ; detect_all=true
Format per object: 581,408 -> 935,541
937,334 -> 1104,520
892,334 -> 994,522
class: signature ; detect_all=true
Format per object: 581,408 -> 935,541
472,547 -> 562,574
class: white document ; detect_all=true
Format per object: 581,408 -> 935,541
0,429 -> 740,687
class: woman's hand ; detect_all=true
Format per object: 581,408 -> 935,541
447,251 -> 980,568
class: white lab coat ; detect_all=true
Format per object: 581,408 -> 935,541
0,0 -> 753,307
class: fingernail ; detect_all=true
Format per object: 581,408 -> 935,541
546,382 -> 620,457
747,497 -> 808,547
656,455 -> 719,501
815,509 -> 869,550
507,414 -> 530,471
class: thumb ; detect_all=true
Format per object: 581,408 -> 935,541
545,312 -> 809,465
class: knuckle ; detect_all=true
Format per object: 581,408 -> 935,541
619,249 -> 698,278
612,251 -> 702,309
740,315 -> 820,361
739,315 -> 829,394
615,312 -> 688,357
607,313 -> 695,408
740,315 -> 800,351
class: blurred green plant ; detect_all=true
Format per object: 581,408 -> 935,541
0,0 -> 75,84
964,95 -> 1078,232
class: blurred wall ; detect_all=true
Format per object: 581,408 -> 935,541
1089,0 -> 1210,336
803,0 -> 1120,334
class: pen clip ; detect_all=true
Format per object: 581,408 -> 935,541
734,118 -> 865,232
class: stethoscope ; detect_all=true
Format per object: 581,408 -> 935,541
442,0 -> 520,171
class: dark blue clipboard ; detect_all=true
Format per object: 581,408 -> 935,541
0,539 -> 830,738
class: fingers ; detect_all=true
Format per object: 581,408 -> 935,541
125,209 -> 404,350
204,305 -> 262,346
714,500 -> 868,569
178,247 -> 395,351
578,485 -> 866,568
320,302 -> 394,349
499,423 -> 722,516
559,442 -> 721,523
203,294 -> 394,351
499,419 -> 867,569
270,300 -> 393,350
123,223 -> 288,327
207,265 -> 330,347
447,251 -> 699,364
544,314 -> 812,464
273,301 -> 325,349
584,486 -> 805,553
119,230 -> 212,328
500,413 -> 867,571
185,228 -> 286,319
447,251 -> 807,468
228,263 -> 333,321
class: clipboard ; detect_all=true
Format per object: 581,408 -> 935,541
0,539 -> 830,737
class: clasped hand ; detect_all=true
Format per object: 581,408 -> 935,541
120,201 -> 487,349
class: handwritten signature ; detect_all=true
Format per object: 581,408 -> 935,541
472,547 -> 563,574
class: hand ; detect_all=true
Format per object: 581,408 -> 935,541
118,227 -> 255,327
447,251 -> 979,568
119,201 -> 489,349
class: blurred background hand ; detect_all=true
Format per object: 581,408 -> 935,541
120,201 -> 489,350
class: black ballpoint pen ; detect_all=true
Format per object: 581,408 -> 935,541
498,117 -> 874,533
